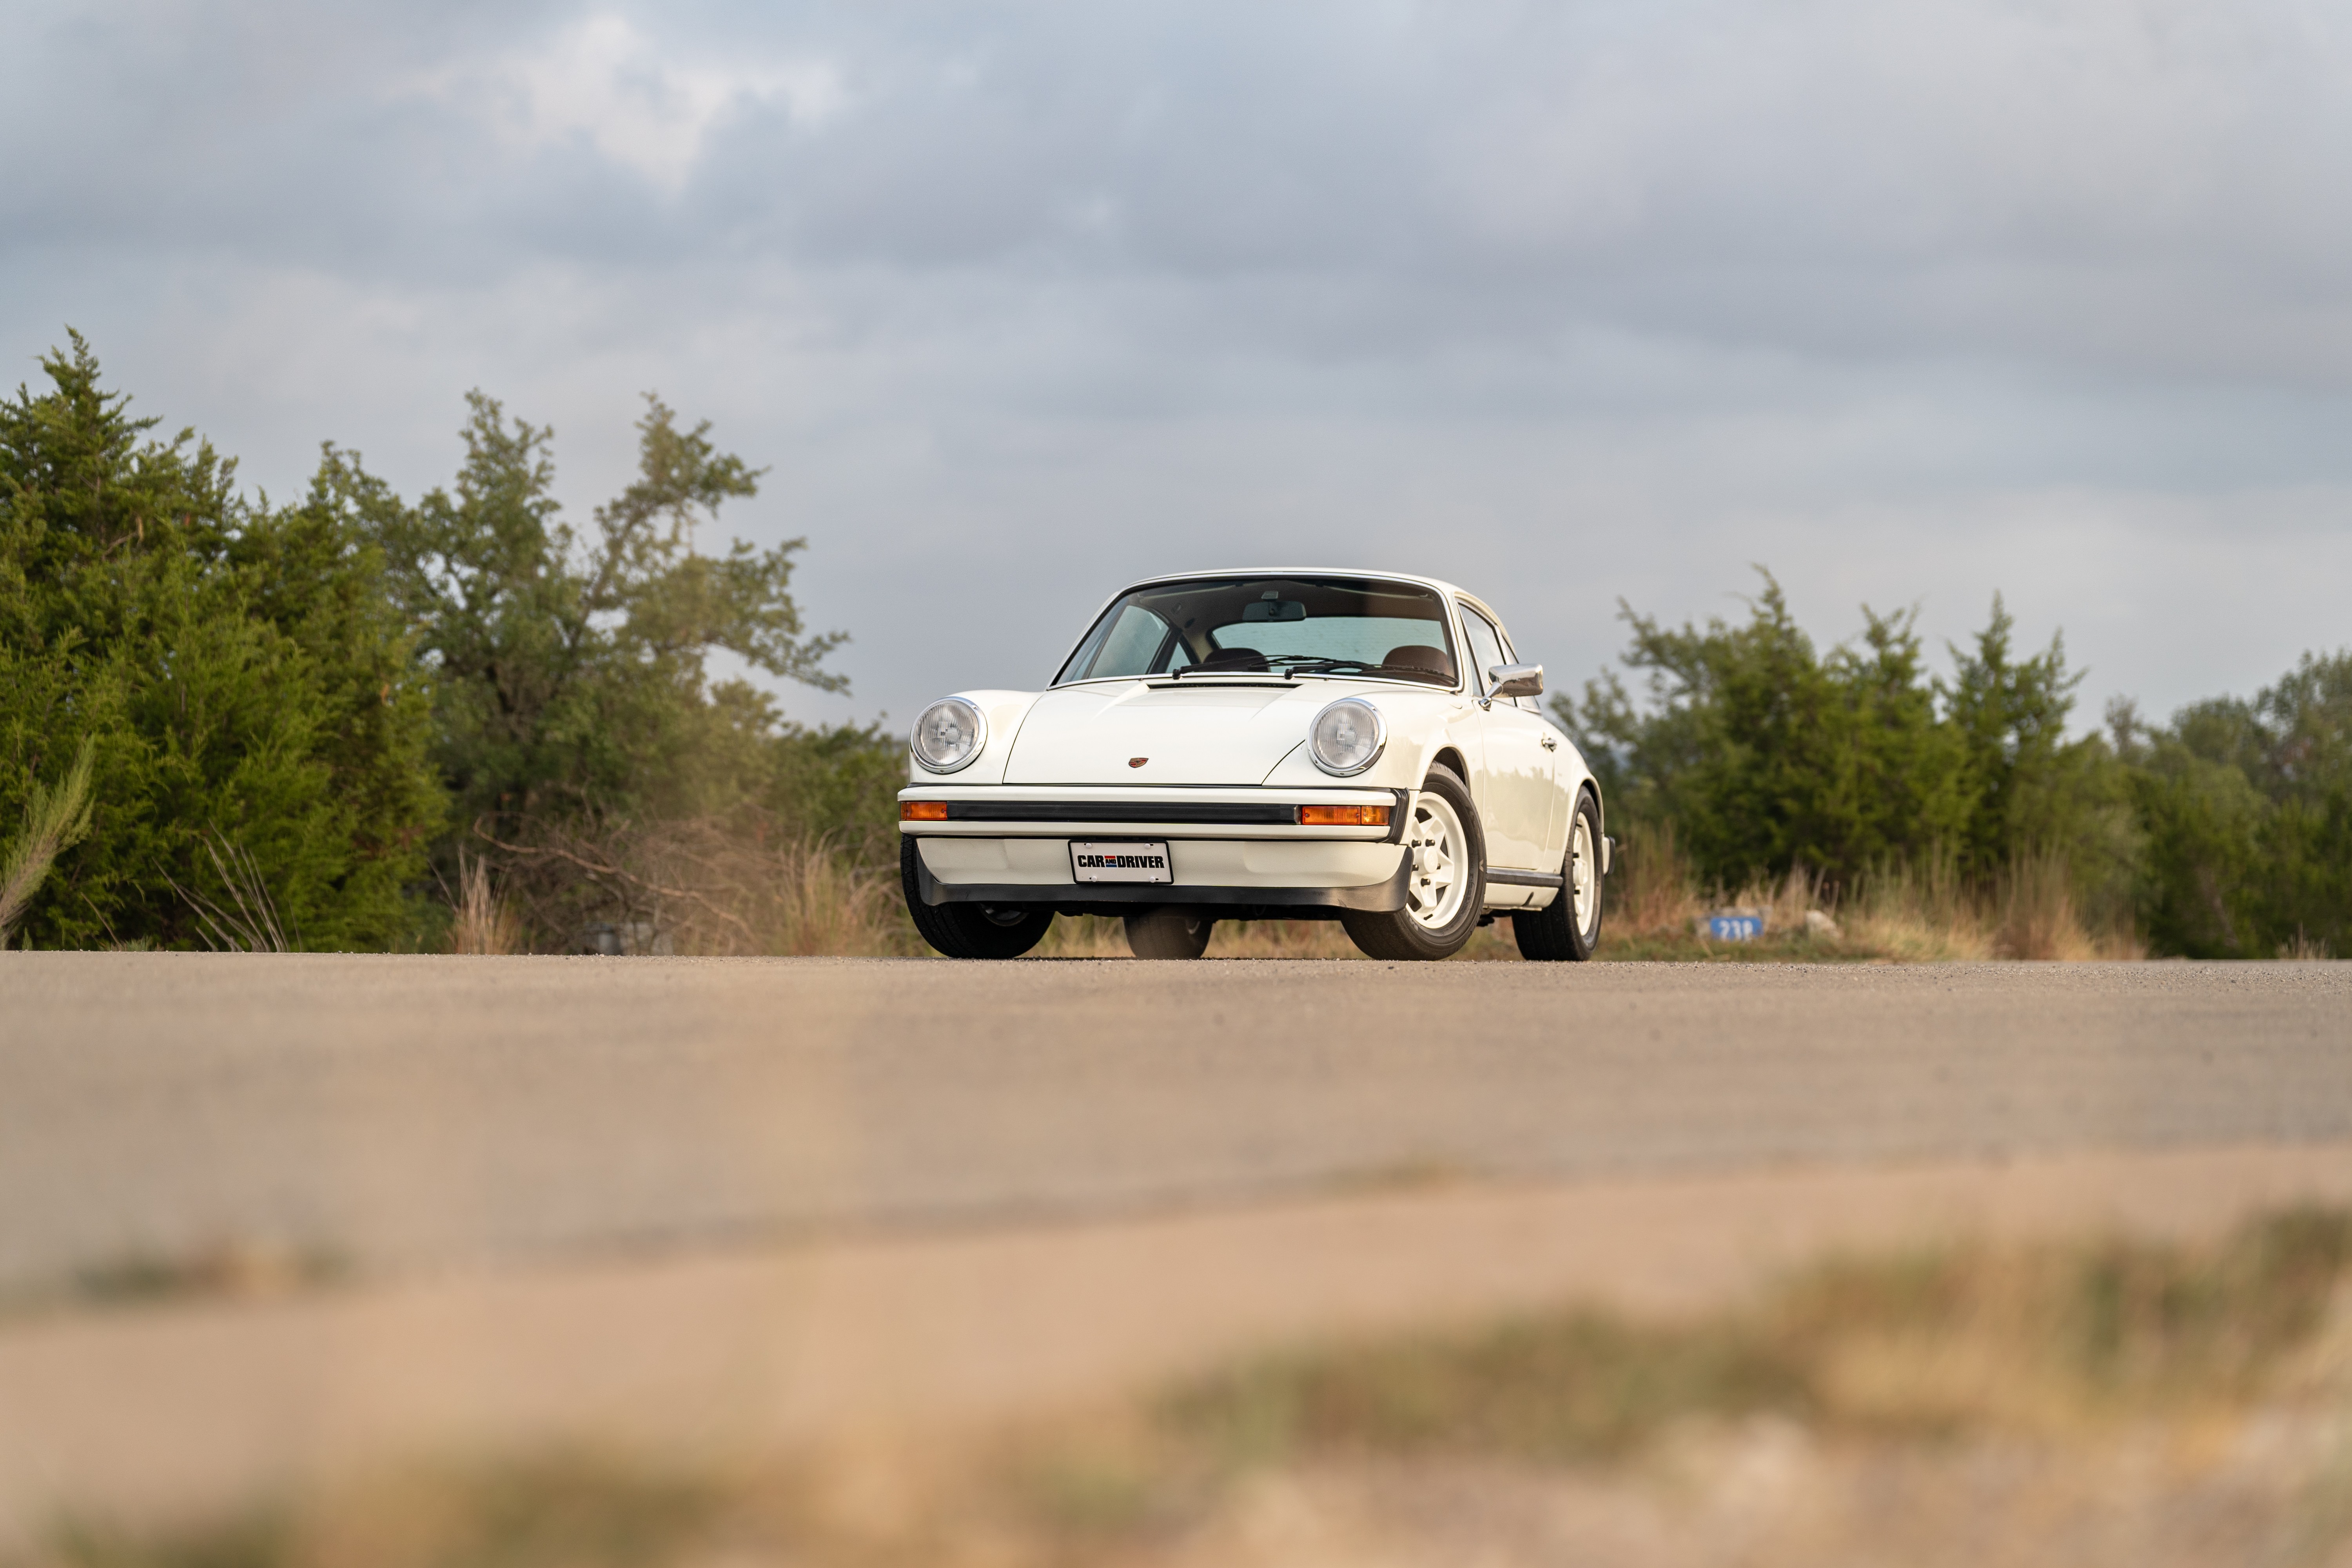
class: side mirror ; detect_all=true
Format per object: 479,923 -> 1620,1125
1487,662 -> 1544,699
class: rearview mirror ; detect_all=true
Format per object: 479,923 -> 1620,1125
1487,662 -> 1544,699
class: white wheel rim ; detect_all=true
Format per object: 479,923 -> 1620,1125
1406,793 -> 1468,930
1570,814 -> 1597,940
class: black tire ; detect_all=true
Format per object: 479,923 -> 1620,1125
1512,789 -> 1603,962
1126,909 -> 1216,959
900,836 -> 1054,959
1339,764 -> 1487,961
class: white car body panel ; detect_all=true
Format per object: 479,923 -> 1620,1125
1002,681 -> 1312,786
901,569 -> 1600,917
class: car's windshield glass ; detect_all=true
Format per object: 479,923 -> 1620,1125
1054,576 -> 1458,686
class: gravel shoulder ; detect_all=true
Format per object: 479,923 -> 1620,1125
4,1142 -> 2351,1541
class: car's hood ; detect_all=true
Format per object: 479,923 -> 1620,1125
1002,681 -> 1334,785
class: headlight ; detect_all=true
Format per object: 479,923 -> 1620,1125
911,697 -> 987,773
1309,698 -> 1386,776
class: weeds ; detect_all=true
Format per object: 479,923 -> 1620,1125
166,836 -> 294,953
71,1241 -> 349,1308
468,814 -> 918,957
0,737 -> 96,945
1841,846 -> 1991,961
33,1209 -> 2352,1568
431,809 -> 2158,962
451,830 -> 1531,960
1163,1207 -> 2352,1466
1594,821 -> 2143,963
34,1455 -> 719,1568
1164,1309 -> 1813,1464
444,853 -> 522,956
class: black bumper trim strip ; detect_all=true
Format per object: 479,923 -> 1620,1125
1484,866 -> 1566,888
942,800 -> 1302,825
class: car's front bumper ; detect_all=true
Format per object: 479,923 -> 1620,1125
898,784 -> 1412,916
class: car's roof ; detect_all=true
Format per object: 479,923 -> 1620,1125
1116,567 -> 1472,601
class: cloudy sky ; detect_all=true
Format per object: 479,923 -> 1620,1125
7,0 -> 2350,731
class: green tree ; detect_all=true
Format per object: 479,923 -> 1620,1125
0,334 -> 441,947
321,392 -> 848,835
317,392 -> 859,940
1555,572 -> 1973,888
1943,598 -> 2138,917
763,719 -> 912,860
1946,597 -> 2080,869
2124,652 -> 2352,956
1552,571 -> 2149,911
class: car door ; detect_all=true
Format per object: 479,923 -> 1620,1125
1457,603 -> 1557,872
1483,612 -> 1572,866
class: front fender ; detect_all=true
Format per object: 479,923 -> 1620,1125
904,689 -> 1044,787
1254,691 -> 1475,793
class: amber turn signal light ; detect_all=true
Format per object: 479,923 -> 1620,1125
1297,803 -> 1390,826
900,801 -> 949,821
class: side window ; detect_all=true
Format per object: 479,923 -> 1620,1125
1087,605 -> 1173,679
1459,607 -> 1507,697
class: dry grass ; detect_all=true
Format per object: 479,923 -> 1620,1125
1838,849 -> 1992,961
443,854 -> 523,956
2282,930 -> 2339,961
473,823 -> 1531,961
31,1457 -> 723,1568
1987,846 -> 2146,961
67,1241 -> 349,1309
452,814 -> 2150,964
0,738 -> 95,946
165,837 -> 296,954
33,1208 -> 2352,1568
470,817 -> 920,957
1167,1206 -> 2352,1460
1596,822 -> 2144,964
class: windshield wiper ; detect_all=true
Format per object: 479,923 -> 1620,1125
1164,666 -> 1296,681
1263,655 -> 1379,674
1260,655 -> 1455,684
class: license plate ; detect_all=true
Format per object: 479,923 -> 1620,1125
1070,840 -> 1173,883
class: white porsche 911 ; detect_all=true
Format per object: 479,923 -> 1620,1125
897,570 -> 1610,961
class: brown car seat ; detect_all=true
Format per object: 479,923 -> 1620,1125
1380,644 -> 1454,680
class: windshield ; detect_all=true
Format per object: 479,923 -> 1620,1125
1054,576 -> 1459,687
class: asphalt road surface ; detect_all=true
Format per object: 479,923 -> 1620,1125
2,954 -> 2347,1293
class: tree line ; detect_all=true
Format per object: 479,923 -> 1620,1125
4,334 -> 2344,955
0,335 -> 900,951
1554,574 -> 2350,958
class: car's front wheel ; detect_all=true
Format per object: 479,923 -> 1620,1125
1339,764 -> 1486,961
1512,788 -> 1603,961
902,837 -> 1054,958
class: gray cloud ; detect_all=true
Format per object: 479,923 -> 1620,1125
6,0 -> 2350,731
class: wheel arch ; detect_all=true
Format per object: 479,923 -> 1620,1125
1569,770 -> 1607,880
